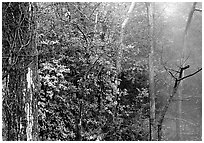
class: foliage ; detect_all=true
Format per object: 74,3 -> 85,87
36,2 -> 150,141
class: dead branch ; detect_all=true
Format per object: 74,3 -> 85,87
178,68 -> 202,81
194,8 -> 202,12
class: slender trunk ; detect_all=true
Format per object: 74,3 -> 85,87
146,2 -> 156,141
117,2 -> 136,74
176,85 -> 182,140
75,99 -> 83,141
176,2 -> 197,140
115,2 -> 136,126
158,123 -> 162,141
158,65 -> 186,140
158,79 -> 180,140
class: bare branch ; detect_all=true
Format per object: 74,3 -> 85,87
89,3 -> 101,19
71,3 -> 90,21
75,24 -> 89,46
181,65 -> 190,71
169,68 -> 180,73
85,53 -> 105,79
169,71 -> 177,80
181,54 -> 190,66
178,68 -> 202,81
18,4 -> 26,26
163,65 -> 177,79
194,8 -> 202,12
11,29 -> 17,50
160,46 -> 169,68
165,116 -> 197,126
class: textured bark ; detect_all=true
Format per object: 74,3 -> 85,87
2,2 -> 38,141
25,3 -> 38,141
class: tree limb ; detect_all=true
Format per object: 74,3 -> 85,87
178,68 -> 202,81
194,8 -> 202,12
181,65 -> 190,71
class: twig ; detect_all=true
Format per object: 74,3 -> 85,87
71,3 -> 90,21
163,65 -> 177,79
168,71 -> 177,79
160,45 -> 169,68
169,68 -> 179,73
18,4 -> 26,27
89,3 -> 101,19
181,54 -> 190,67
85,53 -> 105,79
165,116 -> 197,126
75,24 -> 89,46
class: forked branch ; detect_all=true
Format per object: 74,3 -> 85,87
178,68 -> 202,81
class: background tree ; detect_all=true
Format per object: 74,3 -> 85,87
145,2 -> 156,140
153,2 -> 202,140
176,2 -> 202,140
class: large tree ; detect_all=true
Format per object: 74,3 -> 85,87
2,2 -> 38,141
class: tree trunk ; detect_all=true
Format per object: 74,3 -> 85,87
157,64 -> 192,140
116,2 -> 136,74
146,2 -> 156,141
26,3 -> 38,141
157,3 -> 200,141
2,2 -> 38,141
75,99 -> 83,141
158,77 -> 181,140
114,1 -> 136,126
176,2 -> 197,140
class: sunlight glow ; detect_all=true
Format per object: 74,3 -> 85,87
164,3 -> 177,17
